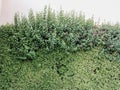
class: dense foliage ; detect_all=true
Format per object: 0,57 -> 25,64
98,24 -> 120,60
0,6 -> 120,60
1,49 -> 120,90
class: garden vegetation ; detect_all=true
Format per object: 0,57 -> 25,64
0,6 -> 120,89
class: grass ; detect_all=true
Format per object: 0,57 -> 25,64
0,48 -> 120,90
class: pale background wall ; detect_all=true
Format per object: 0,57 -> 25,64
0,0 -> 1,14
0,0 -> 120,25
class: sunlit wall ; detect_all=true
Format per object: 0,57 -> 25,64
0,0 -> 2,14
0,0 -> 120,25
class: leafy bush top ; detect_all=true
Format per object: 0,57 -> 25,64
1,6 -> 120,61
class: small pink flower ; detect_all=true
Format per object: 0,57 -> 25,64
80,45 -> 82,48
90,42 -> 93,46
64,32 -> 68,35
103,31 -> 106,34
100,31 -> 106,35
109,45 -> 114,48
94,31 -> 97,37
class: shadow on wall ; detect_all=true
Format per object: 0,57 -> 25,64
0,0 -> 48,25
0,0 -> 120,25
0,0 -> 2,24
0,0 -> 1,13
0,0 -> 28,25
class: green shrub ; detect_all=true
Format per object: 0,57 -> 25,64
1,6 -> 120,61
98,24 -> 120,60
7,6 -> 97,60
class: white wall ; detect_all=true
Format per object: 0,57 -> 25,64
0,0 -> 1,14
0,0 -> 120,25
0,0 -> 2,24
0,0 -> 44,24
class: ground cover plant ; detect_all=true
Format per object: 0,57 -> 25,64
0,6 -> 120,90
